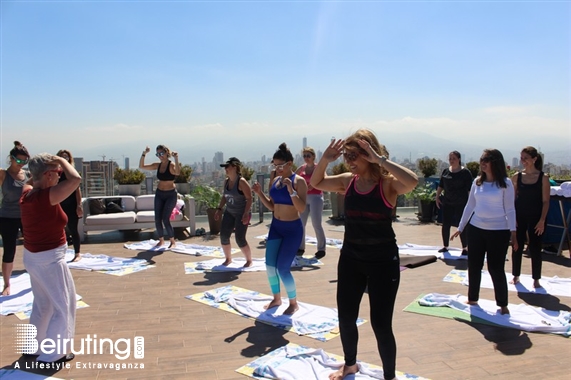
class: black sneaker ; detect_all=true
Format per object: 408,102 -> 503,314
438,247 -> 448,253
38,353 -> 75,365
296,249 -> 305,256
315,251 -> 326,259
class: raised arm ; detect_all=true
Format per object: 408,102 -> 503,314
170,151 -> 181,176
50,156 -> 81,205
139,146 -> 158,170
310,139 -> 351,193
252,181 -> 275,211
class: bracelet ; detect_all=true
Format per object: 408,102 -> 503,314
379,155 -> 387,167
290,190 -> 297,197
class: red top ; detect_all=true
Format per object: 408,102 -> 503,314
20,188 -> 67,253
298,164 -> 322,195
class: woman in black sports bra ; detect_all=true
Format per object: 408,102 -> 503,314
140,144 -> 181,248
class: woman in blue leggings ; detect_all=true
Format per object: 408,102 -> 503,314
252,142 -> 307,315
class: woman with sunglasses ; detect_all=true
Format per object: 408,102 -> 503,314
140,145 -> 181,248
510,146 -> 550,288
56,150 -> 83,262
435,151 -> 473,256
215,157 -> 253,267
310,129 -> 418,380
252,143 -> 307,315
295,147 -> 327,259
0,141 -> 30,295
20,153 -> 81,364
451,149 -> 516,315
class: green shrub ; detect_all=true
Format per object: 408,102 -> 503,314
113,168 -> 145,184
190,184 -> 222,209
175,164 -> 193,183
417,158 -> 438,178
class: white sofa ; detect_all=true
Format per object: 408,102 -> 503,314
79,195 -> 196,242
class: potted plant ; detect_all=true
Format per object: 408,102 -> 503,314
190,184 -> 222,234
114,168 -> 146,196
241,166 -> 255,182
417,158 -> 438,179
330,162 -> 350,219
405,182 -> 437,222
174,164 -> 193,194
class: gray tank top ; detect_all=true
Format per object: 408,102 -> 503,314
0,170 -> 29,218
223,176 -> 247,215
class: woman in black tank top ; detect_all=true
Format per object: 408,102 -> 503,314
510,146 -> 550,288
311,129 -> 418,380
139,144 -> 181,248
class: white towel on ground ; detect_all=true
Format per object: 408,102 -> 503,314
123,240 -> 170,251
419,293 -> 571,336
204,288 -> 339,336
398,243 -> 467,260
169,243 -> 233,257
195,258 -> 266,272
65,251 -> 149,271
459,270 -> 571,297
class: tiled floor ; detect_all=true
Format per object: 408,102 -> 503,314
1,213 -> 569,380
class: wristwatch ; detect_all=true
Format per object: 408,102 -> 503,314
290,190 -> 297,197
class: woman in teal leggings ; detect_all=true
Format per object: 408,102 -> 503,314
252,142 -> 307,315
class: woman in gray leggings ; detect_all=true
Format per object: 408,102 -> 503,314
295,147 -> 327,259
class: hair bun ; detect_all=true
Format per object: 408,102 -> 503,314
278,142 -> 288,151
14,141 -> 22,148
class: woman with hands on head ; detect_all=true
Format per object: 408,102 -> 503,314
214,157 -> 253,267
451,149 -> 516,315
310,129 -> 418,380
140,144 -> 181,248
251,142 -> 307,315
20,153 -> 82,364
510,146 -> 550,288
0,141 -> 31,295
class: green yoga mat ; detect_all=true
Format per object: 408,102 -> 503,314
403,294 -> 496,327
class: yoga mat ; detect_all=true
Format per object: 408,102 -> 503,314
443,269 -> 571,297
0,274 -> 89,320
0,369 -> 64,379
405,294 -> 571,336
186,285 -> 366,341
235,343 -> 429,380
399,254 -> 437,268
65,250 -> 154,276
184,256 -> 323,274
403,294 -> 493,326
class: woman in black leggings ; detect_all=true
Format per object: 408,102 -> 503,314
311,129 -> 418,380
57,150 -> 83,261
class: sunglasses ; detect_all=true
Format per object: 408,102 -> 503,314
480,156 -> 493,163
343,151 -> 360,162
45,168 -> 63,176
12,155 -> 29,165
270,163 -> 288,170
156,151 -> 166,157
303,154 -> 313,158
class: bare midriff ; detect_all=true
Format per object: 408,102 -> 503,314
272,203 -> 300,221
157,180 -> 176,191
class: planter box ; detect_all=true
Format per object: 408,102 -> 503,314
118,184 -> 142,196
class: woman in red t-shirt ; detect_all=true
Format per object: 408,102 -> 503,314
20,153 -> 81,364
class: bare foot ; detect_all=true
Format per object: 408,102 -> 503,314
500,306 -> 510,315
466,300 -> 478,306
510,276 -> 520,285
328,364 -> 358,380
243,260 -> 253,268
533,280 -> 541,288
2,285 -> 10,296
264,299 -> 282,310
168,239 -> 176,248
72,254 -> 81,262
221,259 -> 232,266
154,239 -> 164,248
282,303 -> 299,315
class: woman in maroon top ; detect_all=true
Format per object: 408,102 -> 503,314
20,153 -> 81,364
311,129 -> 418,380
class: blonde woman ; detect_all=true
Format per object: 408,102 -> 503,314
311,129 -> 418,380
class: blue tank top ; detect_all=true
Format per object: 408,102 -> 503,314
157,161 -> 176,181
343,175 -> 398,261
269,174 -> 297,205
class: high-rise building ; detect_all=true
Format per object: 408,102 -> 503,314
125,157 -> 130,170
303,137 -> 307,148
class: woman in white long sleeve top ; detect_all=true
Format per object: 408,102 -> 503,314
452,149 -> 517,315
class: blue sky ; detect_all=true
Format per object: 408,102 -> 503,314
1,0 -> 569,166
